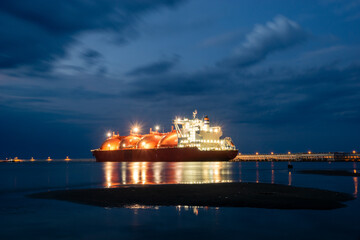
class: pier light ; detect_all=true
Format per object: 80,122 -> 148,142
155,125 -> 160,131
288,151 -> 291,155
133,127 -> 139,133
308,151 -> 312,154
353,150 -> 356,154
214,128 -> 218,133
256,152 -> 259,155
271,152 -> 274,155
107,132 -> 112,138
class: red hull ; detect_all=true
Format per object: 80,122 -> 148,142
92,147 -> 238,162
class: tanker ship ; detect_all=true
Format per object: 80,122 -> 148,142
92,111 -> 238,162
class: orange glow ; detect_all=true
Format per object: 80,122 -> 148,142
104,162 -> 120,188
158,131 -> 178,148
119,136 -> 141,149
101,161 -> 236,186
308,151 -> 312,154
30,157 -> 35,162
47,157 -> 52,161
271,152 -> 274,155
65,156 -> 71,161
288,171 -> 292,186
354,176 -> 358,197
353,150 -> 356,154
137,134 -> 162,149
256,152 -> 259,155
288,151 -> 291,155
101,136 -> 124,150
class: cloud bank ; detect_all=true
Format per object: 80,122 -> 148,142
0,0 -> 184,71
219,15 -> 308,68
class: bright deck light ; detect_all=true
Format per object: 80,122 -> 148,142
133,127 -> 139,133
155,125 -> 160,131
107,132 -> 111,137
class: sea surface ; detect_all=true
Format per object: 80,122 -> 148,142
0,160 -> 359,240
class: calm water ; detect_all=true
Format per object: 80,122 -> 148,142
0,161 -> 359,240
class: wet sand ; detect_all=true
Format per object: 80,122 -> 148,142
29,183 -> 354,210
299,170 -> 360,177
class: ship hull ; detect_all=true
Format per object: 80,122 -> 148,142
92,147 -> 238,162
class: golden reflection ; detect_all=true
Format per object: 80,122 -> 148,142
214,162 -> 221,183
132,162 -> 140,184
256,162 -> 259,183
288,171 -> 292,186
104,162 -> 119,188
239,162 -> 242,182
354,177 -> 358,198
271,162 -> 275,184
354,162 -> 358,198
102,161 -> 234,187
175,205 -> 206,216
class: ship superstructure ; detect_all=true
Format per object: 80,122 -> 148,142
174,110 -> 236,151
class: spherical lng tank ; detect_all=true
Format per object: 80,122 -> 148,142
119,135 -> 142,149
136,134 -> 163,149
100,136 -> 124,150
158,131 -> 178,148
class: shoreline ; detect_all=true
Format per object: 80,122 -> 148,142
29,182 -> 354,210
298,170 -> 360,177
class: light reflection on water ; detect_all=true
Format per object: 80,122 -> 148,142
103,161 -> 234,187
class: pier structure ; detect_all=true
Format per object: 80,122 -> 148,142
233,152 -> 360,162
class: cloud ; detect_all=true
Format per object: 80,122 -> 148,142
80,49 -> 103,66
0,0 -> 184,71
231,64 -> 360,125
126,55 -> 180,77
125,69 -> 227,98
218,15 -> 308,68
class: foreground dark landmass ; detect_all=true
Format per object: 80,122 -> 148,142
29,183 -> 354,210
299,170 -> 360,177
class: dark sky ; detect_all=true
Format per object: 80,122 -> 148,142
1,0 -> 360,158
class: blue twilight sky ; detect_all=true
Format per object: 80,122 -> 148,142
1,0 -> 360,158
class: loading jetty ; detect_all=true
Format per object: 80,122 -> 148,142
232,152 -> 360,162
